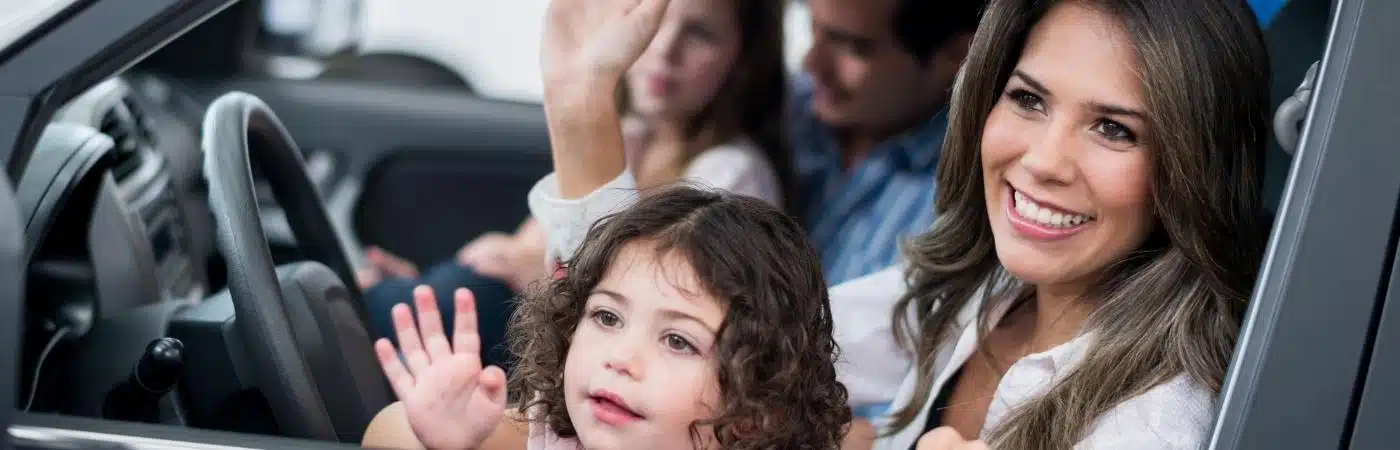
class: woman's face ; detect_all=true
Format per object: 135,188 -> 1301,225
625,0 -> 743,121
981,2 -> 1156,296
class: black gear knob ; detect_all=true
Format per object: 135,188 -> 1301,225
132,337 -> 184,394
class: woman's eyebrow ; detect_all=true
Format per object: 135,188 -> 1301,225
1012,69 -> 1051,97
1014,69 -> 1145,119
1087,101 -> 1145,120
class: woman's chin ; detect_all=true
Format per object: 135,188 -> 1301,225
995,240 -> 1073,286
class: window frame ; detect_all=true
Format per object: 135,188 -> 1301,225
1209,0 -> 1400,448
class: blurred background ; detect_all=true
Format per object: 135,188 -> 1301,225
254,0 -> 814,103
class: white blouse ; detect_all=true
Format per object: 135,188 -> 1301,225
527,171 -> 1218,449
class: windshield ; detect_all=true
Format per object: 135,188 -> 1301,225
0,0 -> 85,53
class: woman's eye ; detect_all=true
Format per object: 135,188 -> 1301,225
591,310 -> 621,328
663,334 -> 697,355
1092,120 -> 1138,143
1007,89 -> 1045,113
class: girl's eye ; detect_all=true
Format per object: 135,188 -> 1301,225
1092,119 -> 1138,143
591,310 -> 622,328
663,334 -> 698,355
683,22 -> 717,42
1007,89 -> 1045,113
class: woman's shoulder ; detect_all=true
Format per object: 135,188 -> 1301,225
688,136 -> 776,176
1078,374 -> 1217,449
683,135 -> 783,207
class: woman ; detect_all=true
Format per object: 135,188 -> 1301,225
522,0 -> 1269,448
356,0 -> 793,371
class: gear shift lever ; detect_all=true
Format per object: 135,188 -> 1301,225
103,337 -> 185,423
132,337 -> 184,393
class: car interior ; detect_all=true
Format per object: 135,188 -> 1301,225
3,0 -> 1398,448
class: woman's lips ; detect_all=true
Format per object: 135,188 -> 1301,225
1005,185 -> 1094,241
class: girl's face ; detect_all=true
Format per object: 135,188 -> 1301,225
624,0 -> 742,122
563,240 -> 725,449
981,2 -> 1156,298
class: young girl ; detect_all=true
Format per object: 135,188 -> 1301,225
364,186 -> 851,449
356,0 -> 793,372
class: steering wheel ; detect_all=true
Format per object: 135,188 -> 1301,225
201,92 -> 392,442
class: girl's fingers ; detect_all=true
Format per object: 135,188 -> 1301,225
391,303 -> 432,375
374,338 -> 413,400
452,288 -> 482,359
413,286 -> 454,361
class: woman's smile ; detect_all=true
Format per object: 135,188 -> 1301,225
1004,183 -> 1095,241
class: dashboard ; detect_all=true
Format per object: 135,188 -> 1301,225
28,76 -> 212,315
18,73 -> 370,430
18,75 -> 243,423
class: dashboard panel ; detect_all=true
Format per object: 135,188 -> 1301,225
42,77 -> 212,312
15,76 -> 223,418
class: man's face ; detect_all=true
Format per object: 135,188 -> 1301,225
802,0 -> 958,135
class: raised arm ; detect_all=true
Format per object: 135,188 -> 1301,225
529,0 -> 672,263
539,0 -> 672,199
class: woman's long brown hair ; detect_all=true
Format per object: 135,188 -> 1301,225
887,0 -> 1272,447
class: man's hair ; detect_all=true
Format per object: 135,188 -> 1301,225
509,185 -> 851,449
893,0 -> 987,64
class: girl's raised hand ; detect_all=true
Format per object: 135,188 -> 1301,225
374,286 -> 508,450
537,0 -> 672,198
540,0 -> 673,92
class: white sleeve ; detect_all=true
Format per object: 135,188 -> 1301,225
1074,376 -> 1215,450
680,142 -> 784,209
526,171 -> 639,264
830,265 -> 914,411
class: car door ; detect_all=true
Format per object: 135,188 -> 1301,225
1209,0 -> 1400,448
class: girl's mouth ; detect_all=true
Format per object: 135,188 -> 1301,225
587,390 -> 644,426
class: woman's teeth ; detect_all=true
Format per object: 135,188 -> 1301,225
1014,191 -> 1092,228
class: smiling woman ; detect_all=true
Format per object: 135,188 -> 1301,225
876,0 -> 1272,447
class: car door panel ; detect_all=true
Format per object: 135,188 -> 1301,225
11,413 -> 357,449
178,77 -> 552,267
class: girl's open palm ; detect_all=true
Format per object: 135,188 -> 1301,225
541,0 -> 673,87
374,286 -> 508,450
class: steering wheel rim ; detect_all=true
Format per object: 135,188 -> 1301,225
200,91 -> 378,441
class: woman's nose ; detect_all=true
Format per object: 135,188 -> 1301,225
1020,122 -> 1079,184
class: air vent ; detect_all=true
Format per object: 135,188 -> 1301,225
98,96 -> 156,179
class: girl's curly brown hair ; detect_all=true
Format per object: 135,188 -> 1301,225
508,185 -> 850,449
